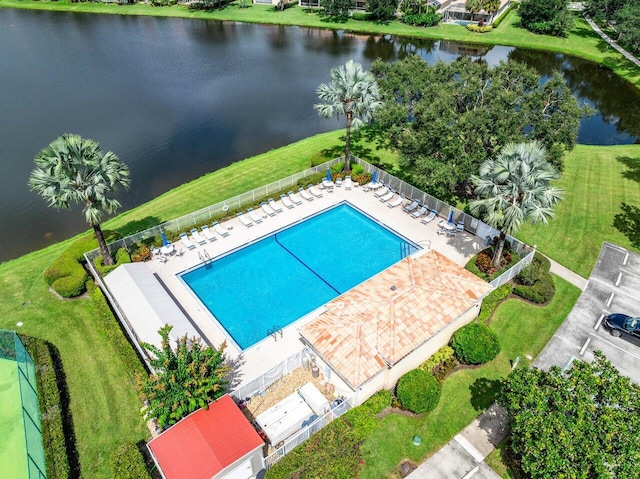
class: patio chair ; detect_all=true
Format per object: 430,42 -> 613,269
446,229 -> 457,238
180,232 -> 196,250
201,225 -> 218,242
212,221 -> 230,237
344,176 -> 352,190
387,196 -> 404,208
335,177 -> 343,188
288,191 -> 303,205
403,200 -> 419,213
268,197 -> 284,213
379,190 -> 395,202
374,185 -> 390,198
421,209 -> 437,224
456,222 -> 465,233
280,194 -> 295,209
308,184 -> 323,198
261,201 -> 277,216
411,206 -> 428,219
247,207 -> 263,223
299,187 -> 314,201
236,212 -> 254,228
190,228 -> 207,245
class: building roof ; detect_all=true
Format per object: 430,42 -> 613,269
300,250 -> 492,389
148,395 -> 264,479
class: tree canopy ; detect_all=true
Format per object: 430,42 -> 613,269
498,352 -> 640,478
369,56 -> 582,199
141,325 -> 229,428
518,0 -> 574,37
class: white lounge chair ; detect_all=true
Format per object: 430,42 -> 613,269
288,191 -> 303,205
335,177 -> 343,188
212,221 -> 230,237
344,176 -> 352,190
322,179 -> 334,190
412,206 -> 428,219
261,201 -> 277,217
403,200 -> 419,213
456,222 -> 465,233
421,210 -> 437,224
379,190 -> 394,202
299,187 -> 314,202
280,194 -> 295,209
387,196 -> 404,208
201,225 -> 217,242
268,198 -> 284,213
308,184 -> 323,198
237,212 -> 254,227
180,232 -> 196,250
374,186 -> 390,198
190,228 -> 207,245
247,208 -> 263,223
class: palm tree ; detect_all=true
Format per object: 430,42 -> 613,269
29,134 -> 130,266
466,0 -> 484,21
314,60 -> 382,172
469,141 -> 564,267
483,0 -> 501,22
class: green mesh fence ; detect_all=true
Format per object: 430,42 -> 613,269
0,330 -> 47,479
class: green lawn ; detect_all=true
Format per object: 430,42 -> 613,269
2,1 -> 640,87
358,277 -> 580,479
518,144 -> 640,278
0,358 -> 27,479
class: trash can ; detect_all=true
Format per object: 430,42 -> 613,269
311,365 -> 319,378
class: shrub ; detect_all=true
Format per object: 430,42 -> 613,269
401,11 -> 442,27
110,443 -> 151,479
297,172 -> 325,189
363,389 -> 391,414
131,244 -> 151,263
44,236 -> 96,297
433,356 -> 458,383
516,261 -> 542,286
477,283 -> 513,325
396,369 -> 441,414
342,406 -> 378,440
466,24 -> 493,33
492,3 -> 514,27
351,164 -> 364,175
351,172 -> 372,186
421,346 -> 454,373
351,12 -> 372,21
331,162 -> 345,174
514,271 -> 556,304
451,322 -> 501,365
93,248 -> 130,276
466,247 -> 519,281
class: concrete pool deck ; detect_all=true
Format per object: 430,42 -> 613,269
143,185 -> 486,391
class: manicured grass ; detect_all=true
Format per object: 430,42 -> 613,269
2,1 -> 640,87
0,358 -> 26,479
518,144 -> 640,278
358,277 -> 580,479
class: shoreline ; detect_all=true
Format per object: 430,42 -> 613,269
2,1 -> 640,87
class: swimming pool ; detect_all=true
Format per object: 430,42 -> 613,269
181,203 -> 418,349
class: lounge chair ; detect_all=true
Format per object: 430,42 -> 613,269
456,222 -> 465,233
308,184 -> 323,198
247,207 -> 263,223
236,212 -> 254,228
344,176 -> 352,190
180,232 -> 196,250
403,200 -> 419,213
387,196 -> 404,208
261,201 -> 277,216
322,179 -> 334,190
411,206 -> 428,219
374,186 -> 390,198
379,190 -> 394,202
421,210 -> 437,224
190,228 -> 207,245
201,225 -> 217,242
446,229 -> 457,238
212,221 -> 230,237
299,187 -> 314,202
288,191 -> 303,205
335,177 -> 343,188
280,194 -> 295,209
268,198 -> 284,213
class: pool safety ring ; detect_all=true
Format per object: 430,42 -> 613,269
222,204 -> 229,212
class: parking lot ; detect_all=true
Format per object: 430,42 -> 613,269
535,242 -> 640,384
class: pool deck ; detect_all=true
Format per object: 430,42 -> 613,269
144,185 -> 485,391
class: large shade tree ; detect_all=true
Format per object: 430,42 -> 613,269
141,325 -> 229,428
315,60 -> 383,172
498,352 -> 640,478
469,141 -> 564,266
29,134 -> 130,266
370,56 -> 582,200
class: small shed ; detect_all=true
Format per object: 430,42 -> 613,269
148,395 -> 264,479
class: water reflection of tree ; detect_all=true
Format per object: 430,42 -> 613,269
437,40 -> 493,58
302,28 -> 357,56
363,35 -> 397,62
267,25 -> 290,50
509,48 -> 640,138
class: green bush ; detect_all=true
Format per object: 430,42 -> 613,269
93,248 -> 130,276
534,251 -> 551,272
351,164 -> 364,175
396,369 -> 441,414
401,11 -> 442,26
516,261 -> 542,286
421,346 -> 454,373
331,162 -> 345,174
131,244 -> 152,263
110,443 -> 151,479
465,247 -> 520,281
342,406 -> 378,440
362,389 -> 392,414
477,283 -> 513,325
466,24 -> 493,33
19,335 -> 72,479
514,271 -> 556,304
351,12 -> 372,20
451,322 -> 501,365
492,3 -> 513,28
433,356 -> 458,383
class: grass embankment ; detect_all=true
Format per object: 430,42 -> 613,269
359,277 -> 581,479
0,130 -> 344,479
2,1 -> 640,87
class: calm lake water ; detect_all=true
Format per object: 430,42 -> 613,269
1,9 -> 639,262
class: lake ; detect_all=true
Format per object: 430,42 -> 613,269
1,9 -> 639,262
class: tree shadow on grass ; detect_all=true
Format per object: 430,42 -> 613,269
114,217 -> 163,239
613,202 -> 640,249
617,156 -> 640,183
469,377 -> 502,411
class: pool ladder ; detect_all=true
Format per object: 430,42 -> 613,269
268,326 -> 283,341
198,249 -> 211,263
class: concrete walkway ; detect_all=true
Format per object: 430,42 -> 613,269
584,15 -> 640,68
545,255 -> 588,290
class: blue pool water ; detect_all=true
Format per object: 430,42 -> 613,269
181,203 -> 418,349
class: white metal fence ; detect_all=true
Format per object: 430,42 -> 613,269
264,393 -> 356,470
490,248 -> 536,288
231,351 -> 303,402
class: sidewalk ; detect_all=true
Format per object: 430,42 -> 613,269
584,15 -> 640,68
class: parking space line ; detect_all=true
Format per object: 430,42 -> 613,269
588,332 -> 640,361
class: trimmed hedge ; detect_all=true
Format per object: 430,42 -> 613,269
351,12 -> 372,21
466,24 -> 493,33
421,346 -> 454,373
451,322 -> 501,365
87,281 -> 147,381
110,443 -> 151,479
396,369 -> 441,414
93,248 -> 130,276
514,271 -> 556,304
342,406 -> 378,440
43,235 -> 95,298
477,283 -> 513,325
19,335 -> 73,479
492,3 -> 514,28
362,389 -> 392,414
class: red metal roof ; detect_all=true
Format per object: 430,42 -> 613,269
148,395 -> 264,479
